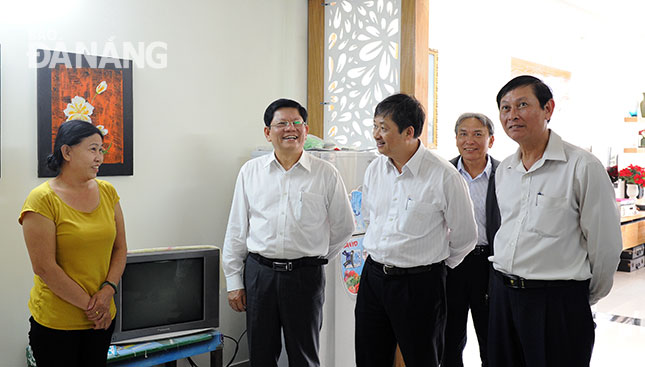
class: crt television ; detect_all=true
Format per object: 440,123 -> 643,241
111,246 -> 219,344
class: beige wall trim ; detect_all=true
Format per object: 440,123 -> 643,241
307,0 -> 325,139
401,0 -> 430,146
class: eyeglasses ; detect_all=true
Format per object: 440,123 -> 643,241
269,120 -> 307,129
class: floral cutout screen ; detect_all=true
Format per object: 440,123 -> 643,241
37,49 -> 133,177
324,0 -> 401,149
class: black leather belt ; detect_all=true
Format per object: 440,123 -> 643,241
367,256 -> 443,276
249,252 -> 328,272
471,245 -> 489,256
494,270 -> 586,289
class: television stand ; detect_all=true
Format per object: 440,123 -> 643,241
107,329 -> 223,367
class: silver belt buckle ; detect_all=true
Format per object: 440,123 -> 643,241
273,262 -> 293,271
383,264 -> 394,275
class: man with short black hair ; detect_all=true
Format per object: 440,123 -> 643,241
223,98 -> 355,366
355,93 -> 478,367
489,75 -> 622,366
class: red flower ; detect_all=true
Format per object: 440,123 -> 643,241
620,165 -> 645,186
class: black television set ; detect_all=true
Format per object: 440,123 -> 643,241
111,246 -> 219,344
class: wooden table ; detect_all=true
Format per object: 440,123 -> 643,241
621,211 -> 645,250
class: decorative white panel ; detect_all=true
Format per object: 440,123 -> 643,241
324,0 -> 401,149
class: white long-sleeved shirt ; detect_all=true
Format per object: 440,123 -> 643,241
362,142 -> 478,269
492,130 -> 622,305
457,156 -> 492,246
223,151 -> 355,291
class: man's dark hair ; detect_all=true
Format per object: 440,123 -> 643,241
47,120 -> 104,173
374,93 -> 425,138
263,99 -> 308,127
496,75 -> 553,109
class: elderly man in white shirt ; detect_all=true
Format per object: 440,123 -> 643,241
489,75 -> 622,367
355,93 -> 478,367
444,113 -> 501,367
223,98 -> 355,367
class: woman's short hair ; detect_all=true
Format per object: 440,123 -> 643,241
47,120 -> 104,173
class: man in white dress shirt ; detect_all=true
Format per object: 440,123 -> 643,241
354,93 -> 478,367
223,99 -> 355,367
489,75 -> 622,367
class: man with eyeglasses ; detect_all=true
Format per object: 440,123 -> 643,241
223,98 -> 355,366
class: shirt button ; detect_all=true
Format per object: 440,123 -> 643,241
393,198 -> 398,201
389,218 -> 393,222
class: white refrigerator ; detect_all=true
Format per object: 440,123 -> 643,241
313,150 -> 377,367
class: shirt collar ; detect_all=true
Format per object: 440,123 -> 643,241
457,155 -> 491,180
386,140 -> 425,176
264,150 -> 311,172
507,129 -> 566,171
541,130 -> 566,162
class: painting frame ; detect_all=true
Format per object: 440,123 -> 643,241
428,48 -> 438,149
36,49 -> 133,177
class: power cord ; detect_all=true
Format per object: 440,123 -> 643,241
222,329 -> 248,367
187,356 -> 199,367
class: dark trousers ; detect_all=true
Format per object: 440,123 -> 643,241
28,316 -> 115,367
354,257 -> 447,367
488,271 -> 594,367
443,249 -> 490,367
244,254 -> 325,367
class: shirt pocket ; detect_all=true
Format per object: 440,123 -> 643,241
528,194 -> 568,237
296,191 -> 327,227
396,199 -> 441,237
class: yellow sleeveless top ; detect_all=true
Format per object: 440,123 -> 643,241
19,179 -> 119,330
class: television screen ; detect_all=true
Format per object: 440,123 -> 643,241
111,246 -> 219,344
121,258 -> 204,331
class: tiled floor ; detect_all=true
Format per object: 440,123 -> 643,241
461,269 -> 645,366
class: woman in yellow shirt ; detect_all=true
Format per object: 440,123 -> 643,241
20,120 -> 127,367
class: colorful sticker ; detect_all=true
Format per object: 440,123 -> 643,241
350,189 -> 366,234
341,236 -> 367,295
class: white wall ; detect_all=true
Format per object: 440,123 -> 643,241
430,0 -> 645,164
0,0 -> 308,365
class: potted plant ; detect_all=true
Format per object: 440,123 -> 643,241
619,164 -> 645,199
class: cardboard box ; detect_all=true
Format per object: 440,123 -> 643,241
618,198 -> 637,217
621,204 -> 638,217
618,255 -> 644,272
621,244 -> 645,260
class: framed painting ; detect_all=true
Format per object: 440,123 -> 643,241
511,57 -> 571,118
427,48 -> 438,149
37,49 -> 133,177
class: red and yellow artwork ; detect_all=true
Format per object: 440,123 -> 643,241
50,65 -> 124,164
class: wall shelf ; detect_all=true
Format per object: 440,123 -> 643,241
625,116 -> 645,123
624,147 -> 645,153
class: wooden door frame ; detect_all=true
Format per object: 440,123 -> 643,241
307,0 -> 430,148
